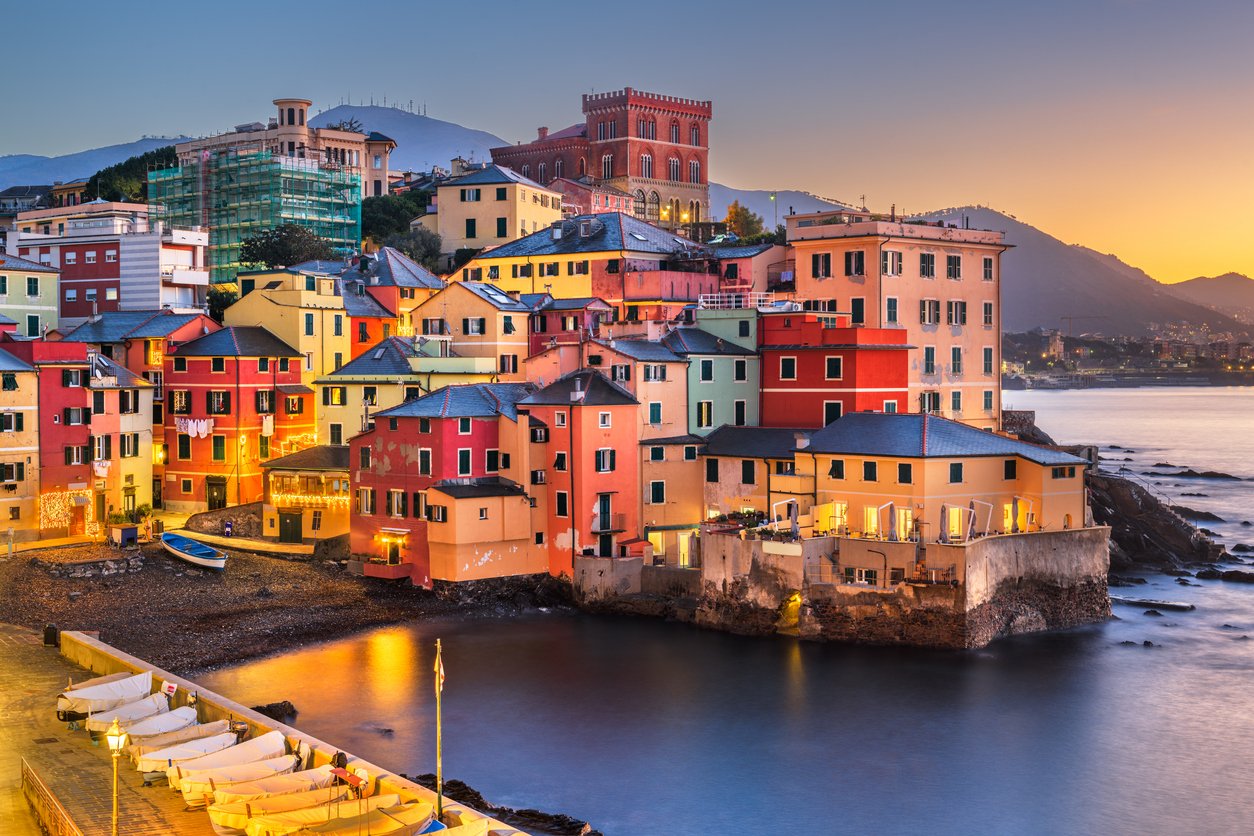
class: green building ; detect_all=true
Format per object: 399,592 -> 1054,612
662,309 -> 760,435
148,150 -> 361,283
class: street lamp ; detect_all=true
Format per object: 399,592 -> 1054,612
105,717 -> 128,836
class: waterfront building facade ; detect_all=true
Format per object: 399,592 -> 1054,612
0,253 -> 59,337
0,348 -> 40,541
86,354 -> 155,520
261,445 -> 351,545
523,295 -> 614,356
410,281 -> 531,380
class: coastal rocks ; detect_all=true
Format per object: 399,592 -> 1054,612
251,700 -> 298,723
30,550 -> 144,578
1172,469 -> 1242,480
965,577 -> 1110,648
1195,568 -> 1254,583
1088,472 -> 1225,571
403,774 -> 600,836
185,501 -> 264,539
1170,506 -> 1224,522
433,573 -> 575,610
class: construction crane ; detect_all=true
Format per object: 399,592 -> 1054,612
1060,316 -> 1108,337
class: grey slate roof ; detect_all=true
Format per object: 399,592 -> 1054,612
519,370 -> 637,407
661,328 -> 756,356
262,444 -> 351,471
338,284 -> 396,318
704,426 -> 812,460
90,354 -> 149,388
324,336 -> 421,379
341,247 -> 444,290
710,243 -> 776,259
539,296 -> 612,312
470,213 -> 710,260
443,164 -> 547,190
0,252 -> 58,273
377,383 -> 536,421
518,293 -> 551,309
286,259 -> 346,274
0,348 -> 34,372
640,434 -> 705,446
61,311 -> 207,343
175,326 -> 301,358
431,477 -> 528,499
456,282 -> 531,312
594,338 -> 683,363
806,413 -> 1087,465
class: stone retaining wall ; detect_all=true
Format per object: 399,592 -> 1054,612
186,502 -> 263,538
30,553 -> 144,578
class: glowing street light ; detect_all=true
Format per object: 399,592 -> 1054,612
105,717 -> 128,836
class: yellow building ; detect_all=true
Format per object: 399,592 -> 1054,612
314,336 -> 498,446
640,435 -> 704,566
413,165 -> 563,269
701,426 -> 814,521
0,348 -> 39,541
425,478 -> 546,582
409,282 -> 531,380
262,445 -> 351,544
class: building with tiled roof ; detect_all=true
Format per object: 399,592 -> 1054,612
0,252 -> 60,338
261,444 -> 353,545
409,282 -> 530,381
174,326 -> 301,358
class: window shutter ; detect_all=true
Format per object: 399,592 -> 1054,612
477,317 -> 486,333
609,450 -> 616,471
87,435 -> 95,459
322,386 -> 330,406
920,300 -> 927,323
64,446 -> 73,465
14,413 -> 22,432
256,391 -> 264,413
104,434 -> 112,460
206,391 -> 214,413
399,492 -> 408,517
385,491 -> 394,516
223,391 -> 231,414
62,369 -> 71,387
811,254 -> 820,276
84,407 -> 92,425
462,318 -> 470,334
16,463 -> 23,481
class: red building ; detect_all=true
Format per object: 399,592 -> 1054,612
521,294 -> 614,356
0,336 -> 96,535
162,327 -> 315,512
490,87 -> 711,229
758,311 -> 910,428
349,383 -> 536,587
548,177 -> 634,217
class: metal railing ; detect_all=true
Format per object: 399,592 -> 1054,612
697,291 -> 775,309
21,757 -> 85,836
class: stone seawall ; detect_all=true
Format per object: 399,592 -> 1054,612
30,553 -> 144,578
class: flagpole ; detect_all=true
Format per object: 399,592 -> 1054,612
435,638 -> 443,822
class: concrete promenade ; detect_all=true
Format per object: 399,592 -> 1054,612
0,624 -> 215,835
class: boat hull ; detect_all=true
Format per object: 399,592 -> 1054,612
161,534 -> 227,570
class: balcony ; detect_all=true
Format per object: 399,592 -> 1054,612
162,266 -> 210,286
363,560 -> 412,580
592,512 -> 627,533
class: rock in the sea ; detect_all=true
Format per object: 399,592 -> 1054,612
251,700 -> 298,722
1143,640 -> 1155,647
1174,469 -> 1241,480
1144,609 -> 1163,617
1242,521 -> 1252,527
1232,544 -> 1252,553
1195,567 -> 1254,583
1171,505 -> 1225,522
1119,640 -> 1137,646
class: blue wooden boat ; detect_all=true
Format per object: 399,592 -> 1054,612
161,532 -> 227,570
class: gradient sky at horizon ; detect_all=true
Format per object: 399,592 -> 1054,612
6,0 -> 1253,282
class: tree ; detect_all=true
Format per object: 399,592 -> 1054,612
725,200 -> 764,238
361,192 -> 431,243
239,225 -> 335,269
206,286 -> 238,323
327,117 -> 363,133
84,145 -> 178,203
383,228 -> 442,272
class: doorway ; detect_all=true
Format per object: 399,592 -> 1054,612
278,511 -> 303,544
206,478 -> 227,511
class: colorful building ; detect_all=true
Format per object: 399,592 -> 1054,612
0,348 -> 40,541
758,310 -> 910,428
490,87 -> 711,230
660,325 -> 759,434
261,445 -> 350,545
522,295 -> 614,356
639,433 -> 704,566
0,252 -> 59,337
701,426 -> 813,521
162,326 -> 314,512
412,165 -> 563,268
337,247 -> 445,337
785,208 -> 1006,428
547,176 -> 634,218
410,281 -> 531,379
86,353 -> 155,520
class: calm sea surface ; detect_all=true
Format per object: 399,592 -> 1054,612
201,387 -> 1254,835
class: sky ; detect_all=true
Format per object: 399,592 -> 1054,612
5,0 -> 1253,283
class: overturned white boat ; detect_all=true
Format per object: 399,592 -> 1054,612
212,764 -> 338,805
57,671 -> 152,721
178,753 -> 301,809
208,785 -> 352,836
130,719 -> 231,761
136,731 -> 237,774
86,693 -> 168,733
66,671 -> 133,691
124,706 -> 197,740
286,800 -> 436,836
244,793 -> 403,836
166,730 -> 286,788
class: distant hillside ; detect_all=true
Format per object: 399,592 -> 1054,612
0,137 -> 188,189
1164,273 -> 1254,324
915,207 -> 1248,338
309,105 -> 508,174
709,184 -> 847,227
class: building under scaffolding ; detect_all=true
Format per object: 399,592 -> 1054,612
148,149 -> 361,283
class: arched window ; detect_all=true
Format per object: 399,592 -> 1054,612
668,158 -> 680,182
690,124 -> 700,146
634,189 -> 646,217
602,154 -> 614,179
647,191 -> 660,222
689,159 -> 701,184
521,164 -> 531,178
537,162 -> 546,183
578,157 -> 586,177
298,109 -> 304,126
640,154 -> 653,179
287,107 -> 295,126
554,158 -> 564,179
670,121 -> 680,144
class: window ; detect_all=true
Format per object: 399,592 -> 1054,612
983,256 -> 994,281
951,391 -> 962,413
556,491 -> 569,517
255,389 -> 275,414
330,424 -> 343,446
310,510 -> 323,532
948,462 -> 965,483
26,315 -> 38,338
923,347 -> 936,375
984,390 -> 995,411
207,390 -> 231,414
462,317 -> 486,335
706,458 -> 719,482
734,359 -> 747,381
554,452 -> 568,471
920,253 -> 936,279
427,504 -> 447,523
211,357 -> 225,373
898,462 -> 913,484
983,301 -> 994,327
741,460 -> 756,485
598,412 -> 611,428
650,481 -> 666,504
700,359 -> 713,381
64,252 -> 77,265
921,391 -> 941,413
648,402 -> 662,424
811,253 -> 832,279
602,154 -> 613,179
668,157 -> 680,182
360,446 -> 372,469
495,216 -> 508,238
734,400 -> 746,426
555,411 -> 567,428
1052,466 -> 1078,479
951,347 -> 963,374
920,299 -> 941,325
643,364 -> 667,382
458,417 -> 472,434
779,357 -> 797,380
690,125 -> 701,145
85,288 -> 98,303
828,459 -> 845,479
0,412 -> 22,432
65,288 -> 77,302
825,357 -> 843,380
259,435 -> 270,459
860,461 -> 877,483
1004,459 -> 1018,480
684,445 -> 697,461
844,251 -> 865,277
882,250 -> 902,276
385,489 -> 407,518
983,347 -> 995,375
738,320 -> 751,338
304,312 -> 314,336
610,364 -> 629,383
285,396 -> 303,415
946,301 -> 968,326
697,401 -> 713,428
26,276 -> 39,297
844,567 -> 878,587
946,254 -> 962,280
823,402 -> 842,426
279,358 -> 289,372
595,448 -> 616,472
885,297 -> 898,324
465,218 -> 477,239
460,188 -> 481,202
0,374 -> 14,392
357,488 -> 376,515
418,448 -> 432,475
650,446 -> 665,462
211,435 -> 226,462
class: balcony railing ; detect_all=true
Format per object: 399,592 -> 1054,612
592,512 -> 627,533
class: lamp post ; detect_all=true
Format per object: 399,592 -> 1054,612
105,717 -> 128,836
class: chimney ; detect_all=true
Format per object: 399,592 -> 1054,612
795,432 -> 810,450
537,127 -> 549,140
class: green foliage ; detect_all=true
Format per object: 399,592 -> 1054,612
84,145 -> 178,203
725,200 -> 765,238
207,286 -> 238,323
735,224 -> 787,247
451,248 -> 481,271
362,192 -> 431,243
382,228 -> 442,272
326,117 -> 363,133
239,224 -> 335,270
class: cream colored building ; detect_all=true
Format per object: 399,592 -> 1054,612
0,348 -> 39,541
413,165 -> 562,268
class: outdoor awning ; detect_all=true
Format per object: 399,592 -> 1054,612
277,384 -> 314,395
